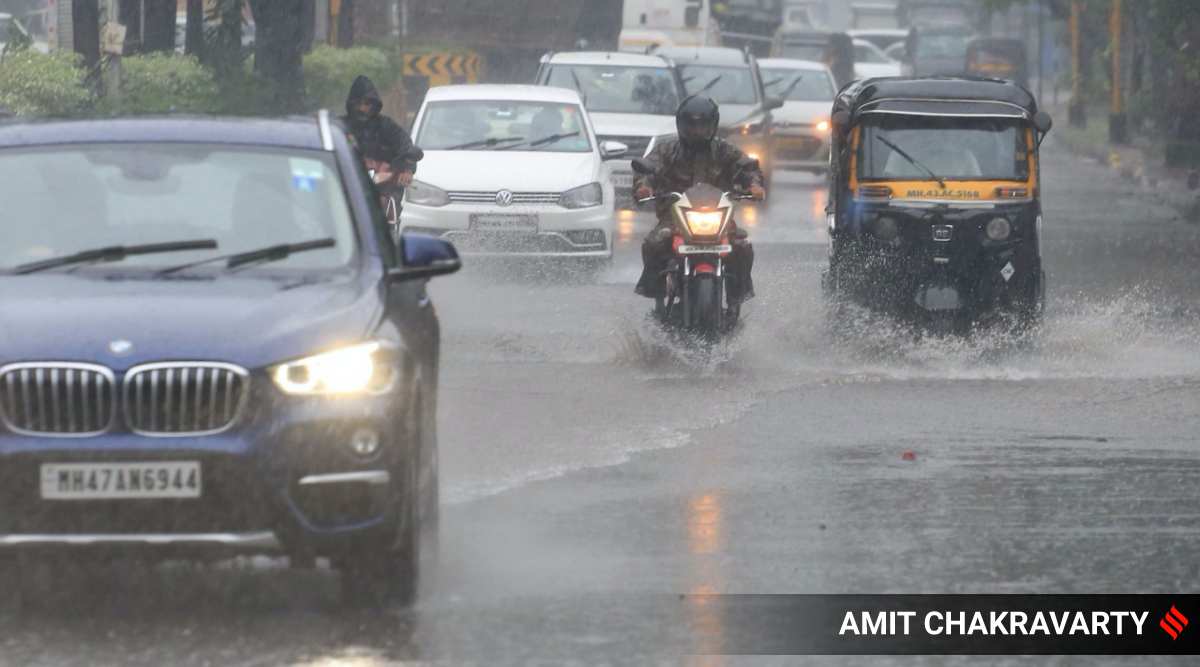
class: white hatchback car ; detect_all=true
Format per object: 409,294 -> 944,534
400,85 -> 621,260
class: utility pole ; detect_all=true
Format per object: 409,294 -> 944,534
1108,0 -> 1127,143
1068,0 -> 1086,127
1037,0 -> 1044,105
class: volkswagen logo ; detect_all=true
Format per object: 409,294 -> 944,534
495,189 -> 515,207
108,339 -> 134,356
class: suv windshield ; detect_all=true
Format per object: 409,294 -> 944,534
858,115 -> 1029,181
417,101 -> 592,152
762,68 -> 835,101
545,65 -> 680,115
678,65 -> 759,105
0,144 -> 356,272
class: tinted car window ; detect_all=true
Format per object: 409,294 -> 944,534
0,144 -> 356,271
545,65 -> 680,115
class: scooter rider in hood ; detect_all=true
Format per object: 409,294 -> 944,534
342,75 -> 418,189
634,95 -> 764,304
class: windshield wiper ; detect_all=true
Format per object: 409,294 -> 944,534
873,133 -> 947,189
12,239 -> 218,275
444,136 -> 524,151
156,238 -> 336,276
497,131 -> 581,151
698,74 -> 723,94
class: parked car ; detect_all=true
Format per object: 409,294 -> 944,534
535,51 -> 685,207
758,58 -> 837,174
0,113 -> 460,607
400,85 -> 619,264
654,46 -> 783,192
853,39 -> 903,79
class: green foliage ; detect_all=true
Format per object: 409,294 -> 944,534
98,53 -> 220,115
0,49 -> 91,117
303,45 -> 396,112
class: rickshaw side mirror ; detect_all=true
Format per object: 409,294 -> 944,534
1033,111 -> 1053,134
831,110 -> 852,133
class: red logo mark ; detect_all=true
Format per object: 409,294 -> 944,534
1160,606 -> 1189,640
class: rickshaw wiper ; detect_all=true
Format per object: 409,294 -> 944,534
873,134 -> 947,189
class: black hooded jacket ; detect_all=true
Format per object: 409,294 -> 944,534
342,75 -> 418,173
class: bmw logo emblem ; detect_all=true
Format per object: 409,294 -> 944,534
108,339 -> 133,356
495,189 -> 514,207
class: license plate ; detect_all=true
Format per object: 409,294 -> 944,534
678,244 -> 732,255
41,462 -> 202,500
611,173 -> 634,189
469,214 -> 538,232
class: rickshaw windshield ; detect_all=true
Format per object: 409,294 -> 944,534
858,115 -> 1029,181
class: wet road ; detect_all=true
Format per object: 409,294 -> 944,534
5,140 -> 1200,666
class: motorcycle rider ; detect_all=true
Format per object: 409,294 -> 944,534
342,75 -> 418,192
634,95 -> 765,304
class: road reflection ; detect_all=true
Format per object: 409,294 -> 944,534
686,492 -> 726,662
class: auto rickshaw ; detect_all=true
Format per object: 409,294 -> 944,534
965,37 -> 1029,88
823,77 -> 1053,334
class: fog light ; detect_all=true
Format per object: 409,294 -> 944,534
986,217 -> 1012,241
349,428 -> 381,458
565,229 -> 607,246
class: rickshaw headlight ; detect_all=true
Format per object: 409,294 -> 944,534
683,209 -> 726,236
986,217 -> 1012,241
872,216 -> 899,240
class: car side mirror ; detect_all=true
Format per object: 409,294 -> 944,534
600,140 -> 628,160
764,96 -> 784,111
1032,111 -> 1053,134
631,157 -> 659,175
389,233 -> 461,282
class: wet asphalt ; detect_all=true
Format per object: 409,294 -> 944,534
3,138 -> 1200,666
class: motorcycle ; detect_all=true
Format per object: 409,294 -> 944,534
631,156 -> 758,340
365,146 -> 424,239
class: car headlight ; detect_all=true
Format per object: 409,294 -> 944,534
683,209 -> 726,236
740,120 -> 766,135
816,119 -> 831,133
560,182 -> 603,209
986,217 -> 1012,241
405,180 -> 449,207
271,341 -> 397,395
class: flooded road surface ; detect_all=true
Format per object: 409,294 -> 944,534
4,140 -> 1200,666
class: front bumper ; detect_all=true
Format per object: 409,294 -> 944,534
0,382 -> 414,557
772,129 -> 830,170
401,201 -> 614,258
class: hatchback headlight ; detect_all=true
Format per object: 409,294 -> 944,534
272,341 -> 397,395
683,209 -> 726,236
986,217 -> 1012,241
560,182 -> 603,209
406,180 -> 449,207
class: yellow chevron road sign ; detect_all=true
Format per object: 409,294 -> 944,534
402,53 -> 482,83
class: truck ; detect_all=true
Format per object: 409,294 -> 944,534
618,0 -> 721,52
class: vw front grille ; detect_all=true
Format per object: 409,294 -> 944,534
0,363 -> 116,436
123,363 -> 249,436
447,191 -> 561,204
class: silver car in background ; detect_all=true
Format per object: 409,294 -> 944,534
758,58 -> 837,174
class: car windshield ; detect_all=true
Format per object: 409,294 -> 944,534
678,65 -> 759,105
545,65 -> 680,115
762,68 -> 835,101
858,115 -> 1029,181
779,42 -> 828,61
417,101 -> 592,152
0,144 -> 356,272
916,32 -> 972,59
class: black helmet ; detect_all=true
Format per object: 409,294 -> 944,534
676,95 -> 720,152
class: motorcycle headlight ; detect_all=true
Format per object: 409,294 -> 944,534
560,182 -> 603,209
986,217 -> 1012,241
271,341 -> 397,396
683,209 -> 726,236
405,180 -> 449,207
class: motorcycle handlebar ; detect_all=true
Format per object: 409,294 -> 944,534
636,191 -> 758,205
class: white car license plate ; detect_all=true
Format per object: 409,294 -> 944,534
611,173 -> 634,189
41,462 -> 202,500
470,214 -> 538,232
